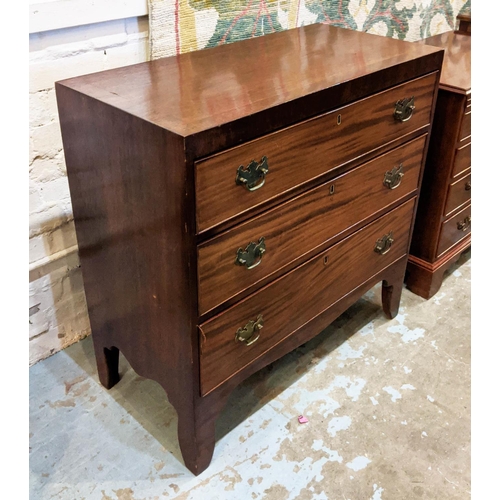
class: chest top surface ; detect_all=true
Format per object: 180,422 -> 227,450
57,24 -> 442,138
422,31 -> 471,94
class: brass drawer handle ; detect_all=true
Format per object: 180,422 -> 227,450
457,215 -> 471,231
235,156 -> 269,191
465,181 -> 471,191
235,237 -> 266,269
394,96 -> 415,122
383,164 -> 404,190
374,231 -> 394,255
235,314 -> 263,346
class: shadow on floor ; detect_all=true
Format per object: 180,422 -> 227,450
63,291 -> 383,468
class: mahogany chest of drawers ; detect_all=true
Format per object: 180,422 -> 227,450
56,24 -> 442,475
406,31 -> 471,299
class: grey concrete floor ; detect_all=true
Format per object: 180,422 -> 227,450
30,251 -> 470,500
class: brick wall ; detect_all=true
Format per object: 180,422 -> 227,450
29,6 -> 149,365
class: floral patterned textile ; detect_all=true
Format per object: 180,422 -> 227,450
149,0 -> 470,60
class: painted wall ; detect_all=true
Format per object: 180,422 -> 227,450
29,1 -> 149,365
28,0 -> 469,365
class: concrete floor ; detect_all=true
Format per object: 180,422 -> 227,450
30,251 -> 470,500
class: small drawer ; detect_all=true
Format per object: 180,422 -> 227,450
444,172 -> 471,217
197,135 -> 426,315
195,73 -> 437,232
199,198 -> 416,395
452,142 -> 471,178
458,109 -> 471,142
437,204 -> 471,257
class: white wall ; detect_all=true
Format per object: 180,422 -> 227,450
29,1 -> 150,365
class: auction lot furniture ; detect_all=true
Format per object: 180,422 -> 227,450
56,24 -> 442,474
405,29 -> 471,299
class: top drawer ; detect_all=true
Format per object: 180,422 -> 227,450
195,73 -> 437,233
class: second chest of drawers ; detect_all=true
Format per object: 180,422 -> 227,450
406,30 -> 471,298
56,24 -> 443,475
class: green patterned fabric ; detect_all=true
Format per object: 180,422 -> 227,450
149,1 -> 470,59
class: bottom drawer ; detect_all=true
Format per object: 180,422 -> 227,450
199,198 -> 416,396
437,204 -> 471,257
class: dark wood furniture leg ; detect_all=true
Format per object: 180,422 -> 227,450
175,394 -> 229,476
406,237 -> 470,299
94,342 -> 120,390
176,406 -> 215,475
405,258 -> 447,300
382,259 -> 406,319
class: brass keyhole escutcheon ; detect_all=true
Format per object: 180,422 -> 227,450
235,315 -> 263,346
329,184 -> 335,195
374,231 -> 394,255
337,114 -> 342,125
324,255 -> 329,266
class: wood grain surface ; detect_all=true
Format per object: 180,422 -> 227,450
55,83 -> 200,418
452,142 -> 471,178
409,90 -> 466,262
421,31 -> 470,94
199,198 -> 416,396
197,136 -> 426,315
458,109 -> 471,142
444,171 -> 471,217
57,24 -> 443,138
196,74 -> 437,232
405,237 -> 470,299
406,32 -> 470,299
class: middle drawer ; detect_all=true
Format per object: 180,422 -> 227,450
197,135 -> 426,315
444,171 -> 471,217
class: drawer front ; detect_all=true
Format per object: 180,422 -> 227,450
197,136 -> 426,315
444,172 -> 471,217
458,109 -> 471,142
195,73 -> 437,232
452,142 -> 471,178
437,204 -> 471,257
199,198 -> 416,395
